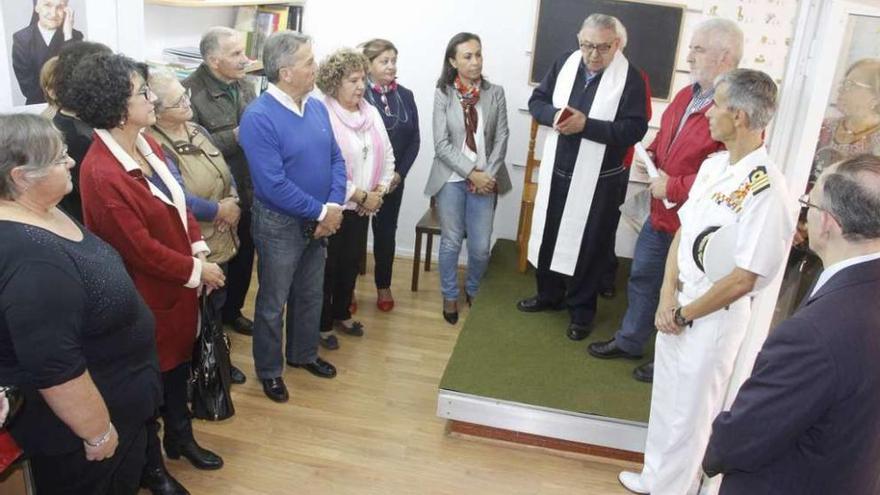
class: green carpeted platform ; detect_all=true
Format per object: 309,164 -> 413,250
439,240 -> 653,423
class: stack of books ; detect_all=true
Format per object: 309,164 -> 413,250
235,4 -> 305,60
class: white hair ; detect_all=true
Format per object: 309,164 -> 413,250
581,13 -> 628,49
147,68 -> 183,110
694,18 -> 744,67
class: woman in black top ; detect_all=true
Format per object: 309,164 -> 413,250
360,39 -> 421,312
0,113 -> 161,494
49,41 -> 113,223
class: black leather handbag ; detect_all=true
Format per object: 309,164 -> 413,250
190,296 -> 235,421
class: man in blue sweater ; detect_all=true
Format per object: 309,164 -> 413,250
240,31 -> 346,403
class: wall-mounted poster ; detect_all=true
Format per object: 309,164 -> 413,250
773,12 -> 880,326
3,0 -> 89,107
0,0 -> 143,112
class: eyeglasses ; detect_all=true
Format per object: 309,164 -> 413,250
52,147 -> 72,167
840,79 -> 873,92
579,42 -> 614,55
134,86 -> 156,102
165,88 -> 192,109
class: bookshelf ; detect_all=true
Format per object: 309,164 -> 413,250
145,0 -> 303,94
145,0 -> 302,7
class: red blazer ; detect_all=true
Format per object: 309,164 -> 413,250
646,85 -> 725,233
80,133 -> 203,372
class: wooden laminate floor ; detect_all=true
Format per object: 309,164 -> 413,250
159,256 -> 639,495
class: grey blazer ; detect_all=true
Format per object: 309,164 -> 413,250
425,82 -> 511,197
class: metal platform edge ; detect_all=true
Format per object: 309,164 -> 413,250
437,389 -> 648,453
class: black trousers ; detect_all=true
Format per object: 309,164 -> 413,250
600,166 -> 631,290
31,423 -> 147,495
222,208 -> 254,323
145,362 -> 193,471
321,211 -> 369,332
371,182 -> 404,289
535,170 -> 628,325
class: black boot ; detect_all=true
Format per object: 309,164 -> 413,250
164,438 -> 224,470
140,466 -> 190,495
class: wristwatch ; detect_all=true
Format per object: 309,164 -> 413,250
673,306 -> 691,327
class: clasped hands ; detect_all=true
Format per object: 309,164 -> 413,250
467,169 -> 496,195
655,290 -> 686,335
355,186 -> 385,217
213,197 -> 241,233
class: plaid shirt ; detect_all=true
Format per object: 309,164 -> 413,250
674,83 -> 715,139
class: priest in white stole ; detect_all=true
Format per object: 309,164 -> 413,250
518,14 -> 648,340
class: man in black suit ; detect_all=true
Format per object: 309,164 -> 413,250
703,153 -> 880,494
12,0 -> 84,105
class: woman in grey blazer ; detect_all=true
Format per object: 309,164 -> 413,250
426,32 -> 511,324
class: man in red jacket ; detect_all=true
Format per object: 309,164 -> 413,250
588,18 -> 743,383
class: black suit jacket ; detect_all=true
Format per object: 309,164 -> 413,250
703,257 -> 880,494
11,24 -> 84,105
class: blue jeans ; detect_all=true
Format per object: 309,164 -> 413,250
251,200 -> 325,379
435,181 -> 496,300
614,218 -> 674,355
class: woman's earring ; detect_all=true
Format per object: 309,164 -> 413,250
118,118 -> 127,128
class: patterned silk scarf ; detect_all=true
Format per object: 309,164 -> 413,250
454,74 -> 481,153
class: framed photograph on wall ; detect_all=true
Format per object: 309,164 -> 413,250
0,0 -> 144,112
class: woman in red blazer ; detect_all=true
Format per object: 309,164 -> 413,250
72,53 -> 226,494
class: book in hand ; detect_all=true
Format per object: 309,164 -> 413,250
554,106 -> 575,126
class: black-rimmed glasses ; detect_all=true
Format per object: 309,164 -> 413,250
134,86 -> 156,101
579,42 -> 613,55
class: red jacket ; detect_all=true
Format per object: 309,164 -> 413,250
80,133 -> 202,372
646,85 -> 724,233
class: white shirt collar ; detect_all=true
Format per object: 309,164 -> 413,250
811,251 -> 880,297
37,25 -> 56,46
266,83 -> 310,117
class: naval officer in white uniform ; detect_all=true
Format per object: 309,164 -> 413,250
618,69 -> 796,495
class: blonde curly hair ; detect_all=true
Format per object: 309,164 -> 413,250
316,48 -> 370,98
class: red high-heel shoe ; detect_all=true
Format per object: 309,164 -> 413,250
376,289 -> 394,312
377,298 -> 394,312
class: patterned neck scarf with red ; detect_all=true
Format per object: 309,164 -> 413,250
454,74 -> 481,153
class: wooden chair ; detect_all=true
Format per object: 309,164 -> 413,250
516,118 -> 541,273
411,197 -> 441,291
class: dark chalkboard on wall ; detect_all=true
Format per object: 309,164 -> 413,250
530,0 -> 685,100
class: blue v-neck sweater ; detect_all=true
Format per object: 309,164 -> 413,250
240,93 -> 347,220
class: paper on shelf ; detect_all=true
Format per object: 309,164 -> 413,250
634,143 -> 676,209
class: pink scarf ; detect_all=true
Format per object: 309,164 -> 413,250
323,96 -> 385,192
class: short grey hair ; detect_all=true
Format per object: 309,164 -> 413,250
0,114 -> 65,200
200,26 -> 240,60
822,154 -> 880,241
581,13 -> 628,49
147,68 -> 182,110
715,69 -> 777,130
695,18 -> 744,67
263,31 -> 312,83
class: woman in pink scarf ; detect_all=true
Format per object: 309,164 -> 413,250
316,48 -> 395,350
